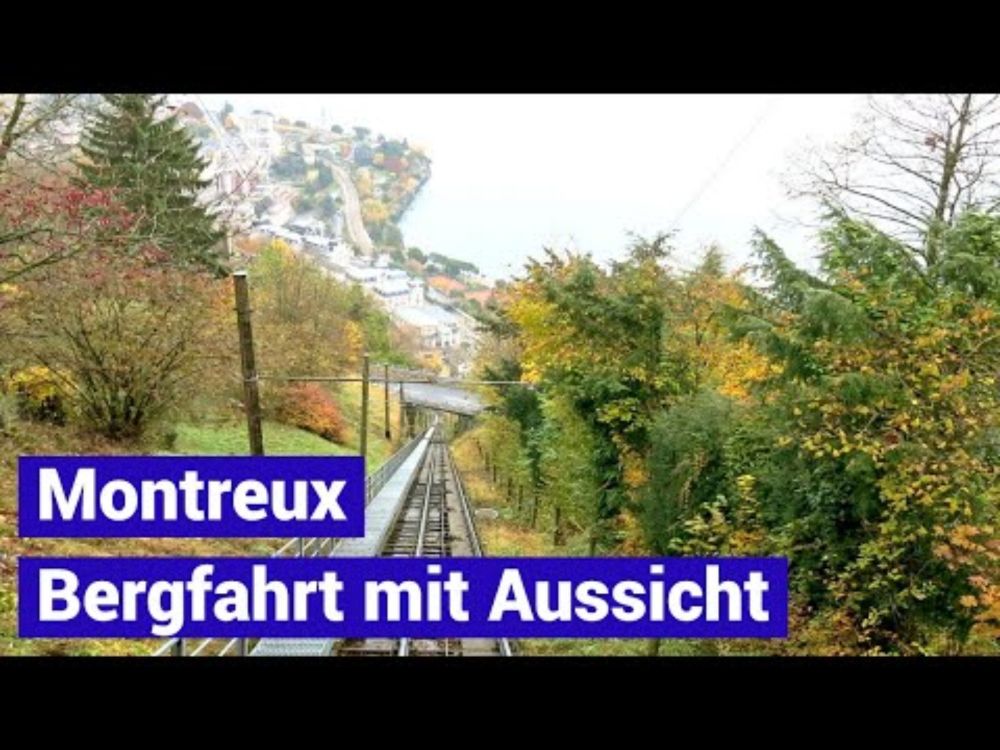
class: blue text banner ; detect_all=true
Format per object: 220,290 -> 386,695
18,456 -> 366,538
19,556 -> 788,639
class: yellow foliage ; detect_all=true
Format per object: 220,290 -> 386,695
8,366 -> 63,402
622,450 -> 648,489
355,168 -> 373,198
343,320 -> 364,367
361,198 -> 389,225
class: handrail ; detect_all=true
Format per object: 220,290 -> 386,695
151,429 -> 429,657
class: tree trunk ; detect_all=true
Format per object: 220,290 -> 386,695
927,94 -> 972,267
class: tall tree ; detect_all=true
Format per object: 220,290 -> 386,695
76,94 -> 226,272
0,94 -> 83,175
505,236 -> 681,552
793,94 -> 1000,267
730,215 -> 1000,652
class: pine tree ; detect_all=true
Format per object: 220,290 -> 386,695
77,94 -> 226,272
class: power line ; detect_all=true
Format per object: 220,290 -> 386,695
189,94 -> 266,186
668,96 -> 781,272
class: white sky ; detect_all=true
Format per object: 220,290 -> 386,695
200,94 -> 868,277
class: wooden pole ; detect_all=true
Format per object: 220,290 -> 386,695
360,353 -> 370,464
383,363 -> 391,441
399,380 -> 407,439
233,271 -> 264,456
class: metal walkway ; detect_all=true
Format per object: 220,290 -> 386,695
249,429 -> 434,657
151,428 -> 434,658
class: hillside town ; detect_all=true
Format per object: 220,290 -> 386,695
163,97 -> 492,376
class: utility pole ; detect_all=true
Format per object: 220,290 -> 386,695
383,363 -> 391,441
360,353 -> 370,465
233,271 -> 264,456
399,380 -> 406,440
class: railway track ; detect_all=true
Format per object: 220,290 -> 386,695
335,425 -> 512,657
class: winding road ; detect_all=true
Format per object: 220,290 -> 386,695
329,162 -> 375,255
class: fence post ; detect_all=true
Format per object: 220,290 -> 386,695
233,271 -> 264,456
173,638 -> 185,657
360,353 -> 370,464
384,364 -> 391,441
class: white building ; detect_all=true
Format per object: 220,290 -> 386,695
238,111 -> 284,166
301,142 -> 332,166
288,216 -> 327,237
343,263 -> 380,285
393,304 -> 461,349
375,278 -> 425,311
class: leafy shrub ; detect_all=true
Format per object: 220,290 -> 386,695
7,366 -> 66,424
271,383 -> 346,443
7,249 -> 226,441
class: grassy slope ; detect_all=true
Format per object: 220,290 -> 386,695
0,402 -> 403,656
173,421 -> 355,456
333,380 -> 404,471
449,428 -> 699,657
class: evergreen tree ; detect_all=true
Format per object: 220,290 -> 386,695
77,94 -> 226,272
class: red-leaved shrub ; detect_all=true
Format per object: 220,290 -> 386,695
271,383 -> 346,444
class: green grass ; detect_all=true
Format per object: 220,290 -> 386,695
170,409 -> 400,473
171,420 -> 354,456
0,420 -> 284,656
331,380 -> 402,470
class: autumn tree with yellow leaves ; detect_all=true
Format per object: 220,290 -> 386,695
724,214 -> 1000,653
475,212 -> 998,654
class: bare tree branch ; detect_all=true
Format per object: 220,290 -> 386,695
788,94 -> 1000,267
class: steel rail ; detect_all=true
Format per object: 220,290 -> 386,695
397,445 -> 439,657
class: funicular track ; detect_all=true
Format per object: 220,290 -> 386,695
152,421 -> 511,657
335,425 -> 512,657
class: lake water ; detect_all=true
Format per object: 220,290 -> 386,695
205,95 -> 865,279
